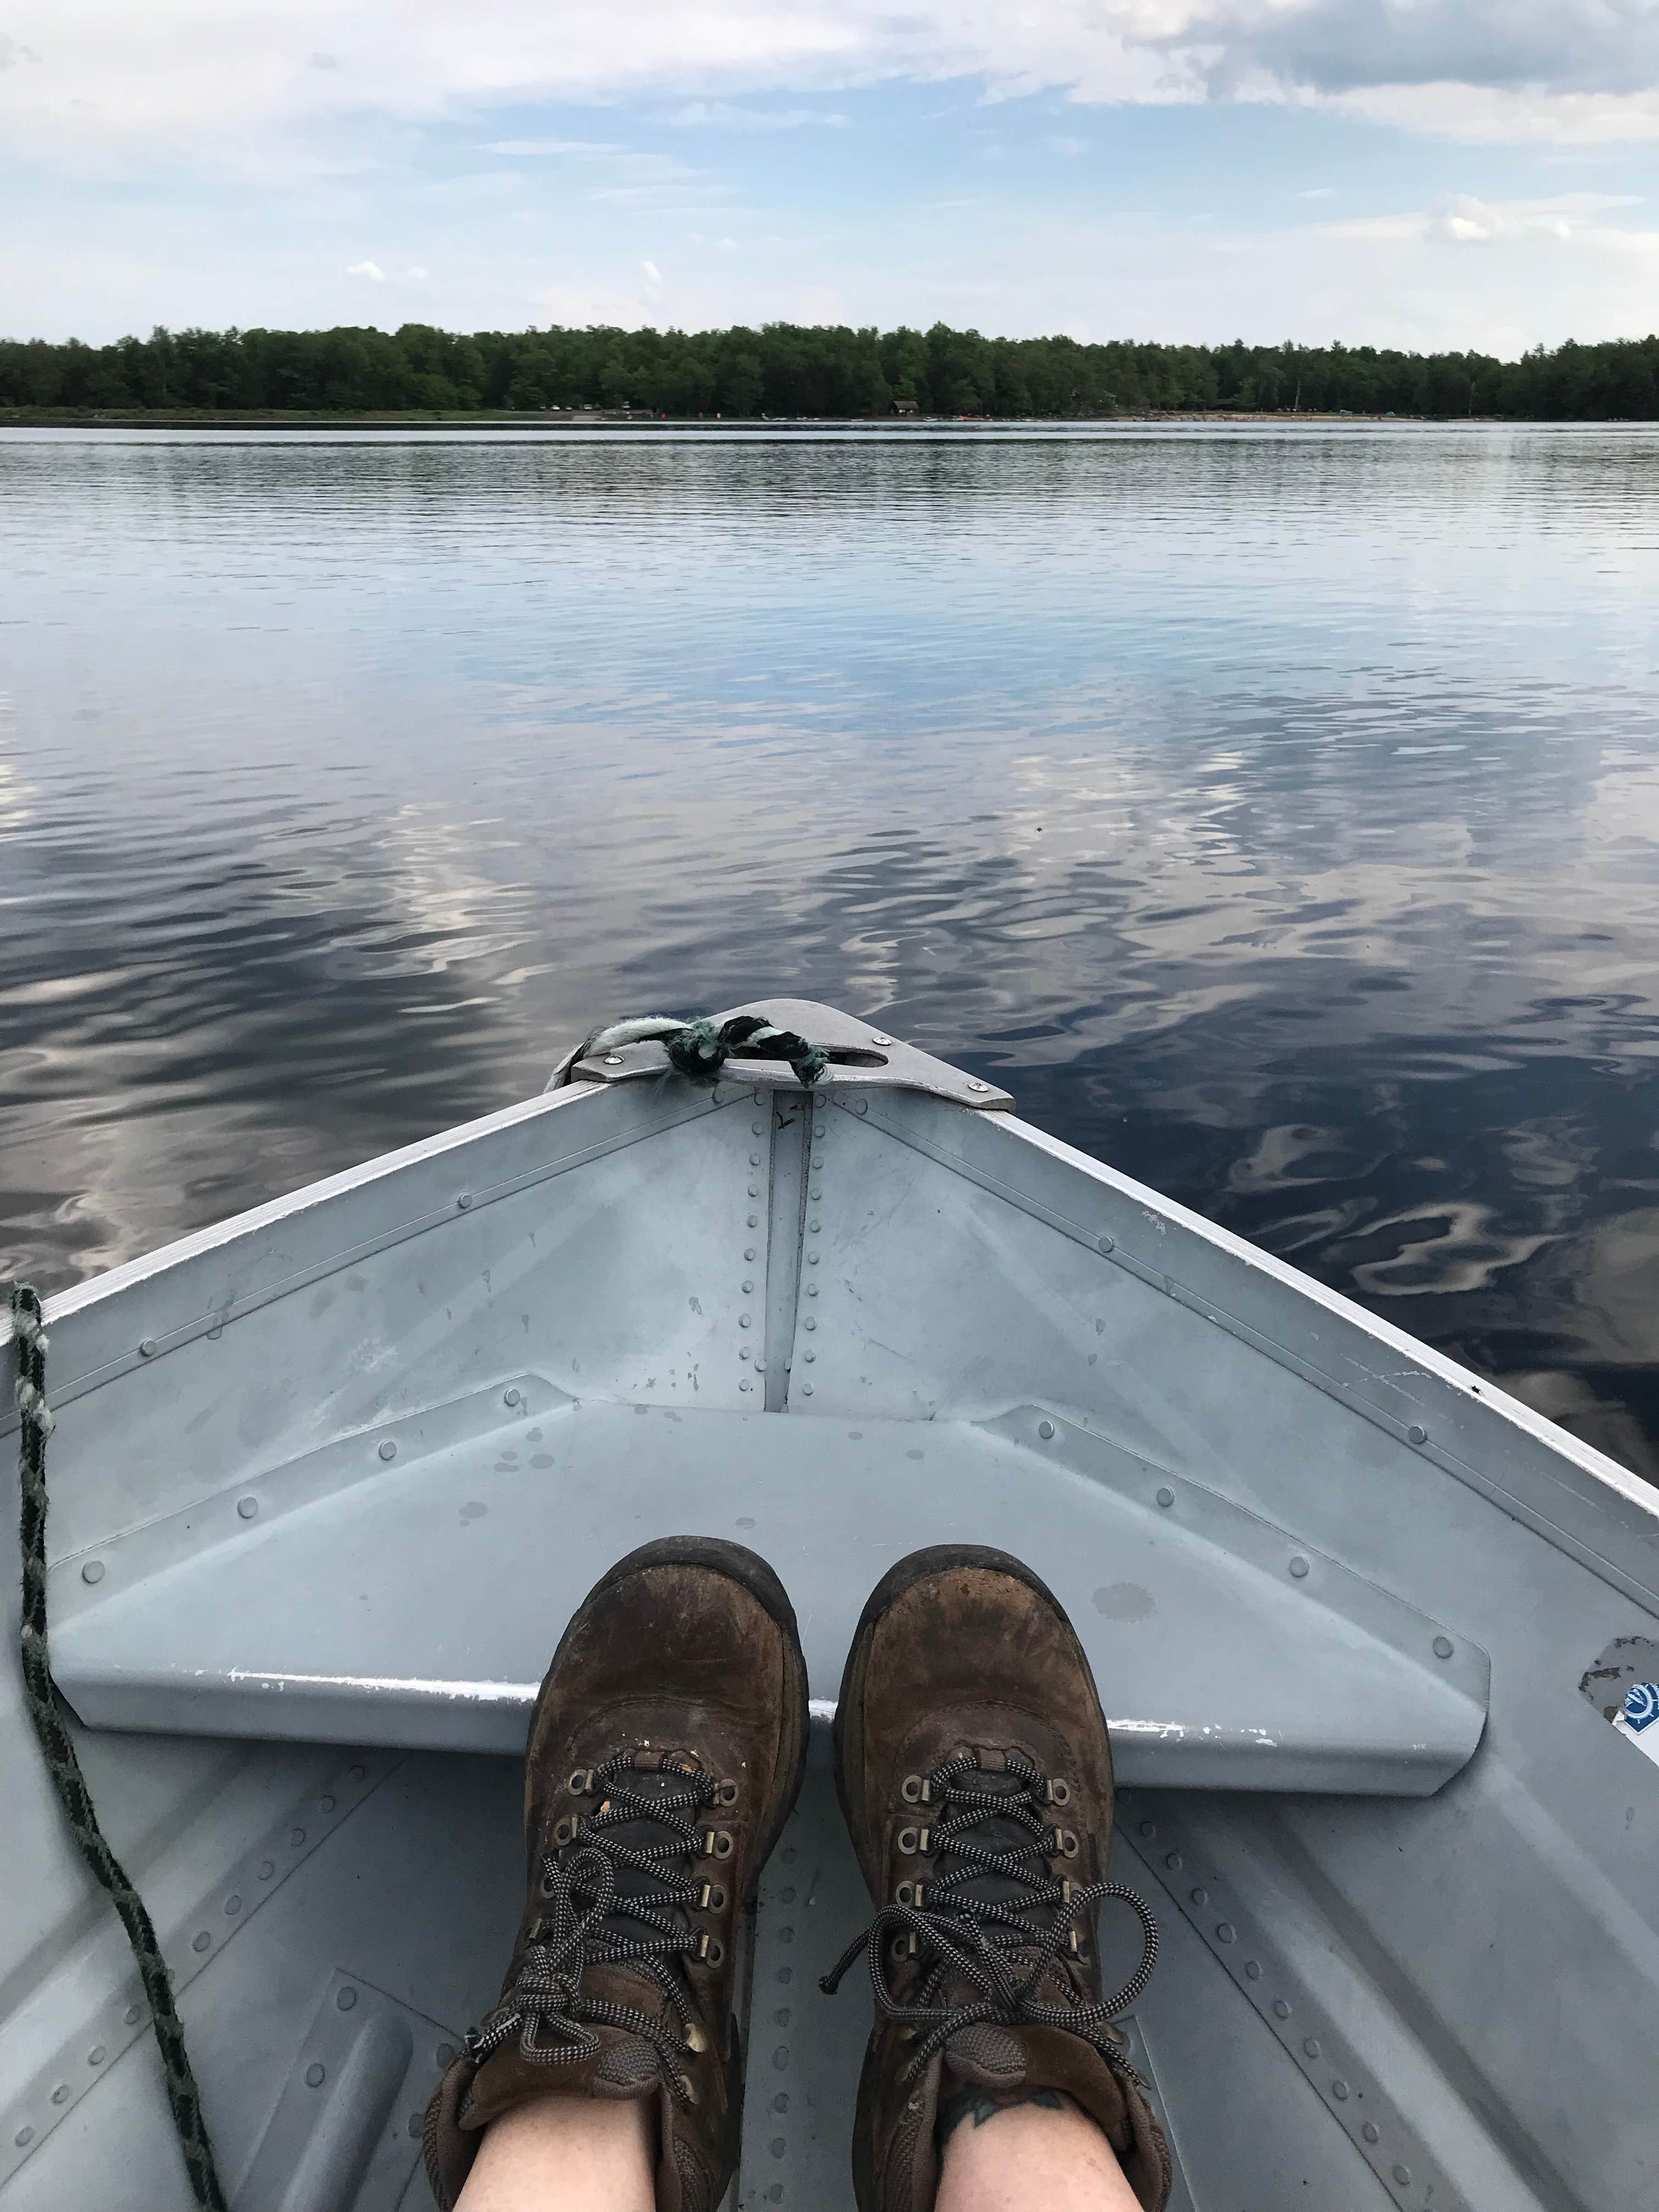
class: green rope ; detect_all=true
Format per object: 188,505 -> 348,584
552,1013 -> 829,1090
11,1283 -> 229,2210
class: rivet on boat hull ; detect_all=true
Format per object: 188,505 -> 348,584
237,1497 -> 259,1520
81,1561 -> 105,1585
1432,1636 -> 1454,1660
1155,1487 -> 1175,1508
379,1440 -> 398,1462
1289,1556 -> 1310,1579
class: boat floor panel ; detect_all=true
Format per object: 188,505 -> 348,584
0,1753 -> 1398,2211
52,1404 -> 1487,1795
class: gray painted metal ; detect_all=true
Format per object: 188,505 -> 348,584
3,998 -> 1657,2209
50,1401 -> 1485,1793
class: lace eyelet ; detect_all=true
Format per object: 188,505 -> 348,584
897,1825 -> 930,1856
567,1768 -> 594,1796
715,1779 -> 739,1805
894,1879 -> 926,1908
900,1774 -> 929,1804
1046,1778 -> 1072,1807
679,2074 -> 699,2104
1103,2022 -> 1127,2048
683,2020 -> 708,2054
698,1882 -> 729,1912
539,1869 -> 557,1897
552,1815 -> 580,1847
702,1828 -> 734,1860
1052,1827 -> 1079,1859
889,1932 -> 918,1961
697,1932 -> 726,1967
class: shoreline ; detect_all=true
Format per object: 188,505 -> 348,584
0,406 -> 1505,431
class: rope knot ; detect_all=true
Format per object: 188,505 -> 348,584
552,1013 -> 830,1092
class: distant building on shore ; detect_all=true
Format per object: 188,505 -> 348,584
892,398 -> 919,416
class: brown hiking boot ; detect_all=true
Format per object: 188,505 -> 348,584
425,1536 -> 809,2210
823,1545 -> 1171,2212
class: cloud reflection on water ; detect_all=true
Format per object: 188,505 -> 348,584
3,424 -> 1658,1477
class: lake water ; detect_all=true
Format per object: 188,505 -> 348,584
4,422 -> 1658,1477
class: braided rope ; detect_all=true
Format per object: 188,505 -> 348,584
11,1283 -> 228,2210
547,1013 -> 829,1092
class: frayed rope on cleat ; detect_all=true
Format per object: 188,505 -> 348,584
547,1013 -> 829,1092
11,1283 -> 229,2210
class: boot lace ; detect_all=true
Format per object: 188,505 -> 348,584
820,1747 -> 1158,2084
465,1750 -> 721,2103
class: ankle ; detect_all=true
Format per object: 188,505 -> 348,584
456,2092 -> 657,2211
936,2089 -> 1140,2212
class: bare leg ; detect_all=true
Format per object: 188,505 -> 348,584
455,2095 -> 656,2212
936,2091 -> 1143,2212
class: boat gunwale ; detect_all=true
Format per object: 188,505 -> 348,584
5,1015 -> 1656,1565
843,1091 -> 1659,1609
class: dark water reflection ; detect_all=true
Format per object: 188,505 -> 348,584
4,424 -> 1658,1476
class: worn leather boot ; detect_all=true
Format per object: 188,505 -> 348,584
823,1545 -> 1171,2212
425,1536 -> 809,2210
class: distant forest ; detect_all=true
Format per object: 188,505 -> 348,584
4,320 -> 1659,419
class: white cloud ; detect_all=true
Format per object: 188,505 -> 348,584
407,263 -> 429,279
5,0 -> 1659,176
1333,83 -> 1659,145
642,257 -> 663,281
1319,191 -> 1648,251
345,258 -> 386,280
481,138 -> 633,157
668,99 -> 847,127
477,135 -> 714,209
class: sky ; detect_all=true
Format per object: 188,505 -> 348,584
3,0 -> 1658,354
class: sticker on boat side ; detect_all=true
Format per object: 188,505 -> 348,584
1580,1633 -> 1659,1769
1616,1682 -> 1659,1769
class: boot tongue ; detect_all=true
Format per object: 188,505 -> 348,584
590,1765 -> 699,1934
942,1770 -> 1050,1923
923,1765 -> 1073,2028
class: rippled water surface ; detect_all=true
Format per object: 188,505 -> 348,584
4,423 -> 1659,1474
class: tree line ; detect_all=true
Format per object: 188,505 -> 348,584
3,319 -> 1657,419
